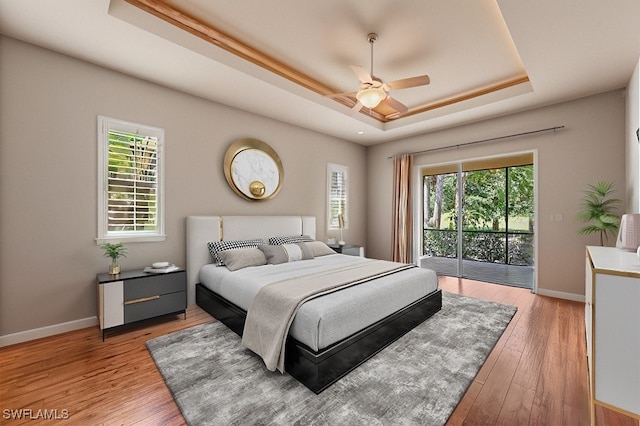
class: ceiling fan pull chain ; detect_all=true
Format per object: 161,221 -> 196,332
368,32 -> 377,77
370,36 -> 374,77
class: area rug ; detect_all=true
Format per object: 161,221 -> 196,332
146,292 -> 516,426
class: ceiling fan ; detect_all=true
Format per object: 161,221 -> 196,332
328,33 -> 430,117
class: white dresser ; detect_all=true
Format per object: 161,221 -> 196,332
585,246 -> 640,424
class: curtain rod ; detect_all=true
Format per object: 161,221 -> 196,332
387,125 -> 565,159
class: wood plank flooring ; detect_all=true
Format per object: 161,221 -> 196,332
0,278 -> 637,425
439,276 -> 638,426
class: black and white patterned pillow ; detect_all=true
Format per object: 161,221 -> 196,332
268,235 -> 314,245
208,239 -> 267,266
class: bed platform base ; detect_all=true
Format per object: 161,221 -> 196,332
196,283 -> 442,394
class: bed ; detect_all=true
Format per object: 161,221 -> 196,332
187,215 -> 442,393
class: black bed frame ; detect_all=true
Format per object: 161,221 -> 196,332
196,283 -> 442,394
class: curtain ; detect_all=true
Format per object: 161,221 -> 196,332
391,154 -> 413,263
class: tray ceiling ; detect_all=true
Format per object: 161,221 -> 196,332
1,0 -> 639,144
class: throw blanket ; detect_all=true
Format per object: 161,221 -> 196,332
241,259 -> 416,372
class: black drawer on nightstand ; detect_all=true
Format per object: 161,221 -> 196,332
124,291 -> 186,323
328,244 -> 364,257
124,271 -> 186,301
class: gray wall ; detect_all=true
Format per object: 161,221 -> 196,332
367,90 -> 626,298
0,37 -> 366,337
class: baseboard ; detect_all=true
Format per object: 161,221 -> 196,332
536,288 -> 585,303
0,316 -> 98,348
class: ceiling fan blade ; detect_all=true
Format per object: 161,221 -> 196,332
387,75 -> 430,90
382,96 -> 408,115
324,91 -> 356,99
350,65 -> 373,84
349,101 -> 363,116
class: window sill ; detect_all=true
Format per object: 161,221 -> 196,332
96,234 -> 167,245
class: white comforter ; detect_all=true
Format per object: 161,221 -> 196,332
200,254 -> 438,351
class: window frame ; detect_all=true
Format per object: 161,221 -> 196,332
97,116 -> 166,244
327,163 -> 349,230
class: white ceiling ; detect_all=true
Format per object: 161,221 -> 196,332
1,0 -> 639,145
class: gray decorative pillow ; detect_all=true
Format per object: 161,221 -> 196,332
306,241 -> 338,257
258,243 -> 314,265
218,248 -> 267,271
207,239 -> 267,266
268,235 -> 314,245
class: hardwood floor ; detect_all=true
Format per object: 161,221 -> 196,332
0,278 -> 637,425
0,310 -> 210,425
440,276 -> 638,426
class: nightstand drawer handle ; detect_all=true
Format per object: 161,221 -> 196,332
124,295 -> 160,305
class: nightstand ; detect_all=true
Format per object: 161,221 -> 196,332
97,269 -> 187,340
328,244 -> 364,257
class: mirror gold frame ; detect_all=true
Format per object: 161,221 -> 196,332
223,138 -> 284,201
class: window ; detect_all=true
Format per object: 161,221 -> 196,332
97,116 -> 165,243
327,163 -> 349,230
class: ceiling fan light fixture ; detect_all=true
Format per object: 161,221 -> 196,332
356,87 -> 386,108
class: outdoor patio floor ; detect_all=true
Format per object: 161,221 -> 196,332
420,256 -> 534,289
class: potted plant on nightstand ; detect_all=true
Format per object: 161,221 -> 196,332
101,242 -> 127,275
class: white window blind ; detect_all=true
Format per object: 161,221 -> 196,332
327,163 -> 349,230
97,116 -> 165,243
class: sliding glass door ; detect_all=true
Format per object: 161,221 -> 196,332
421,154 -> 534,288
423,170 -> 459,277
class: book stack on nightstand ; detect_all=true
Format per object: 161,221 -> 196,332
96,268 -> 187,340
328,244 -> 364,257
143,263 -> 180,273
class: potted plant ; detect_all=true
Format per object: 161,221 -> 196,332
576,181 -> 621,246
101,242 -> 127,275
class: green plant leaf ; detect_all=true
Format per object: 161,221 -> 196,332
576,181 -> 621,245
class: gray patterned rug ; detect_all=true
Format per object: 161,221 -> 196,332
146,292 -> 516,426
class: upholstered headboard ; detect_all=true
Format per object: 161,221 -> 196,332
186,215 -> 316,304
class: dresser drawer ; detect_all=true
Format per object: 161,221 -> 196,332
124,271 -> 186,301
124,291 -> 186,323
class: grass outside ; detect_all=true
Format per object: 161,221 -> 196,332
426,214 -> 532,232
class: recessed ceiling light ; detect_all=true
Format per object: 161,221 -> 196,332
357,131 -> 365,135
